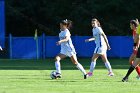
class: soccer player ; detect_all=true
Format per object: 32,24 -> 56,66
85,18 -> 114,77
122,19 -> 140,82
129,19 -> 140,79
54,19 -> 87,79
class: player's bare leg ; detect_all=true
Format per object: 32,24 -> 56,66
122,58 -> 140,82
70,54 -> 87,79
129,53 -> 140,79
101,53 -> 114,76
87,53 -> 100,77
54,54 -> 66,78
129,53 -> 135,64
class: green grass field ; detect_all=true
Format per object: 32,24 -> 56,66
0,58 -> 139,93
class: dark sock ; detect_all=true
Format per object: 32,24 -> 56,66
124,65 -> 135,78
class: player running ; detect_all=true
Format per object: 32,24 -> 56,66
85,18 -> 114,77
122,19 -> 140,82
54,19 -> 87,79
129,19 -> 140,79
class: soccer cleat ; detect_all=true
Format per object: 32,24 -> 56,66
84,74 -> 88,79
108,72 -> 114,76
122,77 -> 128,82
55,72 -> 62,79
136,75 -> 140,80
87,72 -> 93,77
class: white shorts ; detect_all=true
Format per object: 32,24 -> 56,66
60,49 -> 76,57
94,46 -> 107,55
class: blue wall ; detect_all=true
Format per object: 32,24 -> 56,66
9,36 -> 133,59
11,37 -> 42,59
108,36 -> 133,57
0,0 -> 5,47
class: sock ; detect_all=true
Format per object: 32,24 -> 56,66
89,62 -> 96,73
124,65 -> 135,78
135,66 -> 140,76
55,61 -> 61,74
76,63 -> 87,75
105,61 -> 113,72
130,61 -> 140,76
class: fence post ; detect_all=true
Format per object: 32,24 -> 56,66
35,37 -> 39,60
9,34 -> 12,59
42,33 -> 46,59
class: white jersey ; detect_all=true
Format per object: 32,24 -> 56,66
92,27 -> 107,48
59,29 -> 76,57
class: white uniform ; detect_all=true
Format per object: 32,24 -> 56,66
93,27 -> 107,54
59,29 -> 76,57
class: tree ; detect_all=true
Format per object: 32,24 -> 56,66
5,0 -> 140,36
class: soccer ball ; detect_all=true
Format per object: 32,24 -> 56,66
50,71 -> 57,79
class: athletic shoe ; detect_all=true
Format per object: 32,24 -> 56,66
87,72 -> 93,77
84,74 -> 88,79
108,72 -> 114,76
136,75 -> 140,80
122,77 -> 128,82
55,72 -> 62,79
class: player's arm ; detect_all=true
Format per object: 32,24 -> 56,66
85,37 -> 95,42
134,33 -> 139,50
102,33 -> 111,50
56,36 -> 70,45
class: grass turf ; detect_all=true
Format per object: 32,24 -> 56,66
0,58 -> 139,93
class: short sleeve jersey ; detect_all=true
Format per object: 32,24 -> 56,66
92,27 -> 107,48
59,29 -> 75,52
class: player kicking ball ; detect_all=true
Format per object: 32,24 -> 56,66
53,19 -> 87,79
122,20 -> 140,82
85,18 -> 114,77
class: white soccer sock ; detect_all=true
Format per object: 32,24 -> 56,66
105,61 -> 112,72
76,63 -> 87,75
55,61 -> 61,74
89,62 -> 96,73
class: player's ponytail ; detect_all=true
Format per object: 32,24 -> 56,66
67,20 -> 72,30
130,19 -> 139,27
60,19 -> 72,30
136,18 -> 139,26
